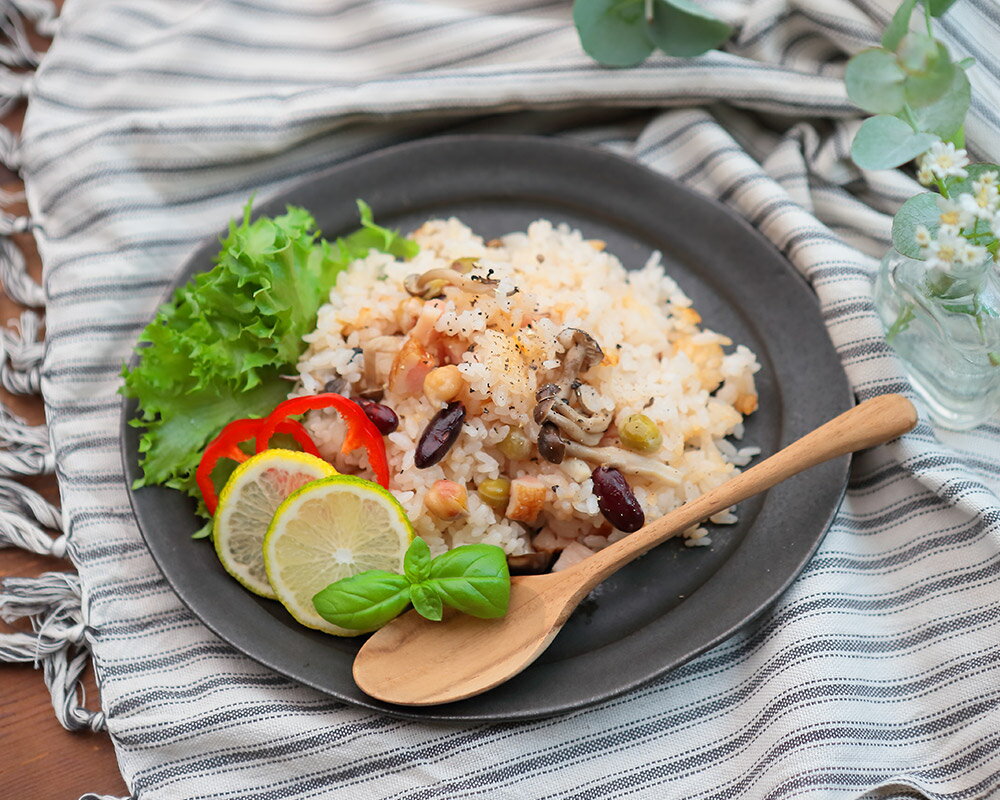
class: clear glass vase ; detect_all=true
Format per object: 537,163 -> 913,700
873,249 -> 1000,430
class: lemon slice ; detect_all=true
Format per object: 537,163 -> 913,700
214,449 -> 336,598
263,475 -> 413,636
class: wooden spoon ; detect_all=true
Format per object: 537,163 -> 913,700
354,393 -> 917,706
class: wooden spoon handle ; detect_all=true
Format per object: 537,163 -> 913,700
564,394 -> 917,593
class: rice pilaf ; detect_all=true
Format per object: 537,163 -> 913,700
296,218 -> 760,571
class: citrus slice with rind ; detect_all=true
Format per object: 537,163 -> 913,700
213,449 -> 336,598
263,475 -> 413,636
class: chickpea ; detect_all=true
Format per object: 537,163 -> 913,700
423,365 -> 465,404
497,427 -> 532,461
477,477 -> 511,511
424,479 -> 468,521
618,413 -> 663,453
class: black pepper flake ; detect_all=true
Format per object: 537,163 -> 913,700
616,344 -> 622,350
645,397 -> 655,408
510,287 -> 520,295
536,254 -> 545,263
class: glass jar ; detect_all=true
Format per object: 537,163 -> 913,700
873,249 -> 1000,430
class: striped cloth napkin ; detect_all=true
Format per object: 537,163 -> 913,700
2,0 -> 999,797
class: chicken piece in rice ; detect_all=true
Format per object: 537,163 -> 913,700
296,217 -> 761,564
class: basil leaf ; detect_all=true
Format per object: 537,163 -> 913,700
426,544 -> 511,619
845,48 -> 906,114
404,536 -> 432,583
882,0 -> 917,51
410,583 -> 443,621
312,570 -> 411,631
648,0 -> 732,58
573,0 -> 654,68
851,115 -> 938,170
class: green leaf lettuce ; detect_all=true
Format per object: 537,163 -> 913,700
121,200 -> 417,511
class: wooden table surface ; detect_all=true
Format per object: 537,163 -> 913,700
0,11 -> 131,794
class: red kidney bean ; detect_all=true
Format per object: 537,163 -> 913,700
353,397 -> 399,435
591,466 -> 645,533
415,401 -> 466,468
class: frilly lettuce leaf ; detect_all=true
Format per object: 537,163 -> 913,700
121,199 -> 417,509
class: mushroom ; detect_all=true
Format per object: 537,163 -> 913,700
403,268 -> 499,299
506,551 -> 554,574
562,441 -> 682,486
533,329 -> 613,452
544,400 -> 612,446
556,328 -> 604,379
537,422 -> 567,464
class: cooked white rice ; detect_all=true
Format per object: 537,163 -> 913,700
295,218 -> 761,565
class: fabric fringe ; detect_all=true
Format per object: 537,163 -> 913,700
0,475 -> 65,556
0,573 -> 106,732
0,402 -> 54,476
0,236 -> 45,306
1,309 -> 43,393
0,0 -> 95,753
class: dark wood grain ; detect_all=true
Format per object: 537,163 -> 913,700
1,7 -> 130,791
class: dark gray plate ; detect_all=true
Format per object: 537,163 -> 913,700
122,135 -> 852,722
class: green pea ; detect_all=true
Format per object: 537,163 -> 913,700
477,478 -> 511,511
497,428 -> 532,461
618,413 -> 663,453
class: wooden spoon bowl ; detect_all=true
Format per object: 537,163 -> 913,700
354,394 -> 918,706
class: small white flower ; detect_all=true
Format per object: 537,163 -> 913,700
973,170 -> 999,191
919,142 -> 970,180
958,188 -> 999,221
937,195 -> 974,230
923,232 -> 965,271
914,224 -> 933,249
917,165 -> 936,186
956,241 -> 989,267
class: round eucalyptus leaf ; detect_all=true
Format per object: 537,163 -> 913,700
943,163 -> 1000,198
851,115 -> 939,170
910,66 -> 970,138
648,0 -> 732,58
896,32 -> 937,73
845,48 -> 906,114
891,192 -> 938,258
901,39 -> 954,108
573,0 -> 655,67
881,0 -> 917,51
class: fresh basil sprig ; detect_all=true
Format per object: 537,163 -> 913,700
312,537 -> 511,631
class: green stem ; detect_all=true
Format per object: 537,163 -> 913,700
887,303 -> 916,343
935,176 -> 950,199
901,103 -> 921,133
924,1 -> 933,35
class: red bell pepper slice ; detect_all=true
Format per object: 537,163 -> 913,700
254,393 -> 390,489
196,417 -> 321,515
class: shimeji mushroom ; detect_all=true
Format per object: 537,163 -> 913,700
403,267 -> 499,299
533,328 -> 614,454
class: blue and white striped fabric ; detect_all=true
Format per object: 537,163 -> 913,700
4,0 -> 1000,797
